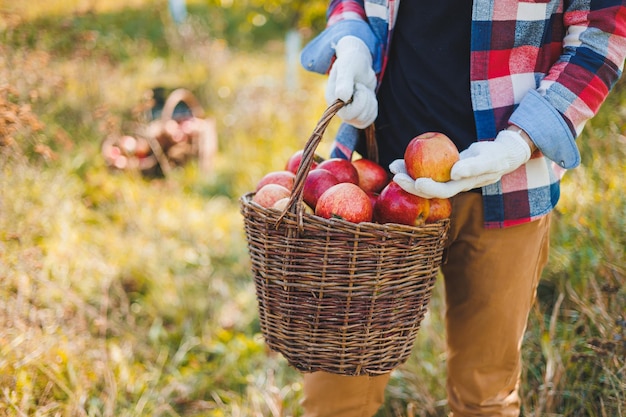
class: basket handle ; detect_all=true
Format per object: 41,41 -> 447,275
276,99 -> 377,231
137,88 -> 205,177
160,88 -> 205,122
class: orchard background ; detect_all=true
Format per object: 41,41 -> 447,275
1,1 -> 624,416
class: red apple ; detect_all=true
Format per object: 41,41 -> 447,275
272,197 -> 290,211
316,158 -> 360,185
103,144 -> 122,163
303,168 -> 340,209
285,149 -> 323,174
272,197 -> 314,214
352,158 -> 390,193
113,154 -> 128,169
374,182 -> 430,226
426,198 -> 452,223
134,137 -> 152,158
366,191 -> 379,211
315,183 -> 373,223
253,183 -> 291,209
255,170 -> 296,192
404,132 -> 460,182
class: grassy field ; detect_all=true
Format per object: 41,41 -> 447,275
1,2 -> 625,416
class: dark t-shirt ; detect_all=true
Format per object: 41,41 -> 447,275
362,1 -> 476,168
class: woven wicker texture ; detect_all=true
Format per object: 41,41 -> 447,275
240,100 -> 449,376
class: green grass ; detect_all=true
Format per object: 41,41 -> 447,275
1,3 -> 625,416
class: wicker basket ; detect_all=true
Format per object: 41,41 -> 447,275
240,100 -> 449,376
101,88 -> 217,178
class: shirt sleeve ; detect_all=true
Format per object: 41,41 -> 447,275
511,2 -> 626,169
300,0 -> 383,75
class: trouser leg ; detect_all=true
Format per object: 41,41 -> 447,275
442,193 -> 551,416
301,371 -> 391,417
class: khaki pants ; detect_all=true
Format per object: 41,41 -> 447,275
301,192 -> 552,417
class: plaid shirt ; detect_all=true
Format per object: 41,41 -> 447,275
301,0 -> 626,228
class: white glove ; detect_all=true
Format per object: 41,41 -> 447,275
390,129 -> 532,199
325,36 -> 378,129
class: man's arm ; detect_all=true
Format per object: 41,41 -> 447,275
300,1 -> 382,75
510,2 -> 626,169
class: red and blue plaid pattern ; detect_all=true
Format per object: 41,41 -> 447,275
309,0 -> 626,228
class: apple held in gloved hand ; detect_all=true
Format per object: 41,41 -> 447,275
391,129 -> 532,200
403,132 -> 460,182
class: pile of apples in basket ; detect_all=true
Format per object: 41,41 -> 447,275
252,132 -> 460,226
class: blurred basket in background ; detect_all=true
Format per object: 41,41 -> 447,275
240,100 -> 449,376
101,88 -> 217,178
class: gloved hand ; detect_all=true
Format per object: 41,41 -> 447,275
390,129 -> 532,199
325,36 -> 378,129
